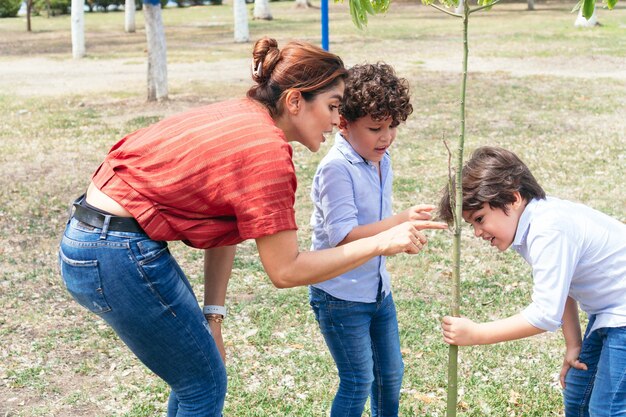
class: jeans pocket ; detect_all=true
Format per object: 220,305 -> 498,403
59,248 -> 112,314
136,239 -> 168,264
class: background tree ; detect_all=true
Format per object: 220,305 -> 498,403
233,0 -> 249,42
125,0 -> 136,32
0,0 -> 21,17
253,0 -> 272,20
71,0 -> 85,58
295,0 -> 315,9
26,0 -> 33,30
144,0 -> 168,101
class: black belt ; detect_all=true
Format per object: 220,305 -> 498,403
73,202 -> 145,234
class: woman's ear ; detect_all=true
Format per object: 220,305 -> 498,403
284,89 -> 303,115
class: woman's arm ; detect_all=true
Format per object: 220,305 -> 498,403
203,245 -> 236,362
204,245 -> 236,306
339,205 -> 446,245
255,222 -> 425,288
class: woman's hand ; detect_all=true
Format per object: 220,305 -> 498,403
208,320 -> 226,363
376,221 -> 427,256
560,346 -> 587,388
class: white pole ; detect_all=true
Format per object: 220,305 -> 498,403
144,3 -> 168,101
71,0 -> 85,58
233,0 -> 249,43
125,0 -> 136,32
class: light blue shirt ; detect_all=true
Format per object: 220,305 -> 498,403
513,197 -> 626,333
310,133 -> 393,302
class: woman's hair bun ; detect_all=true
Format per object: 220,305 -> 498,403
251,37 -> 280,84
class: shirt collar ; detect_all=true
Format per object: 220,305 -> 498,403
334,132 -> 390,167
335,133 -> 367,165
512,197 -> 540,248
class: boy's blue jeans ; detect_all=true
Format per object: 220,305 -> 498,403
59,217 -> 227,417
564,315 -> 626,417
309,285 -> 404,417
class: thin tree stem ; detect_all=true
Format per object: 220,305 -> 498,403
446,1 -> 469,416
469,0 -> 503,14
429,3 -> 463,17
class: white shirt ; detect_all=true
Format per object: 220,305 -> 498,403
513,197 -> 626,333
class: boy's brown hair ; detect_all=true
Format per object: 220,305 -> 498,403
340,62 -> 412,126
439,146 -> 546,225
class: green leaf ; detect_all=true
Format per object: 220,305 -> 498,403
372,0 -> 390,13
582,0 -> 595,19
571,0 -> 582,12
360,0 -> 375,15
349,0 -> 366,29
347,0 -> 389,28
606,0 -> 617,9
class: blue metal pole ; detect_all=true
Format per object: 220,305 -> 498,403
321,0 -> 329,51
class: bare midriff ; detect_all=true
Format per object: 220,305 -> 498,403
86,182 -> 133,217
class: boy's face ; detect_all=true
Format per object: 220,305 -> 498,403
339,115 -> 397,163
462,194 -> 525,251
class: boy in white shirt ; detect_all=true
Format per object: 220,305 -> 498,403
438,146 -> 626,417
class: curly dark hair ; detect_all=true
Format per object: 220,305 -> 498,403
340,62 -> 412,127
438,146 -> 546,225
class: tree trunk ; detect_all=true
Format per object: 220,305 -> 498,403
294,0 -> 313,9
125,0 -> 136,32
26,0 -> 33,31
71,0 -> 85,58
575,7 -> 598,27
233,0 -> 249,43
253,0 -> 272,20
144,3 -> 168,101
527,0 -> 535,11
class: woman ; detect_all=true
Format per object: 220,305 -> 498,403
59,37 -> 436,416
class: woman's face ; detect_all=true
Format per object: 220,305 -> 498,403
290,80 -> 345,152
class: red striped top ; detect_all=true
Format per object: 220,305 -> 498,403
91,98 -> 298,249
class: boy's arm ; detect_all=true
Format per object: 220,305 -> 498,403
339,205 -> 446,245
562,296 -> 583,350
441,313 -> 545,346
559,296 -> 587,387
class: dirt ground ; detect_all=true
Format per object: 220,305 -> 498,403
1,52 -> 624,98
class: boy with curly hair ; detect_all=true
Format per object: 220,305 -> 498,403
309,63 -> 446,417
439,146 -> 626,417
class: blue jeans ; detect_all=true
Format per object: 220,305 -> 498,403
309,286 -> 404,417
564,315 -> 626,417
59,217 -> 227,417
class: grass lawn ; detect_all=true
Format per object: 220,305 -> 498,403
0,1 -> 624,415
